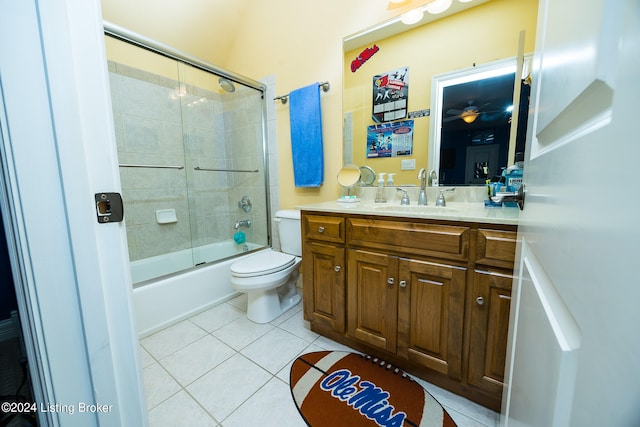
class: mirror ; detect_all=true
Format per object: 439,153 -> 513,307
429,57 -> 531,185
337,164 -> 361,188
342,0 -> 538,186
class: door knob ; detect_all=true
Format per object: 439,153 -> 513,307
334,265 -> 341,272
476,296 -> 485,305
387,278 -> 394,285
399,280 -> 407,288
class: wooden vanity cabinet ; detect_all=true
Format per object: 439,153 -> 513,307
301,214 -> 346,333
466,228 -> 517,398
301,211 -> 517,412
397,258 -> 466,380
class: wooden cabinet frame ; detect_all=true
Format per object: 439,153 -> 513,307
301,210 -> 517,412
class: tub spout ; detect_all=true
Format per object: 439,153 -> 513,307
234,219 -> 251,230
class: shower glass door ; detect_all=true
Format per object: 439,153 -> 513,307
105,35 -> 269,285
177,62 -> 269,265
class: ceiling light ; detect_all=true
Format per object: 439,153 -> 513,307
425,0 -> 453,14
459,0 -> 474,3
400,8 -> 425,25
461,110 -> 479,123
387,0 -> 411,9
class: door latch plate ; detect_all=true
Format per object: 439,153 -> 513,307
95,192 -> 124,223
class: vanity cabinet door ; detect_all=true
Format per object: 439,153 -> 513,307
347,249 -> 398,353
397,258 -> 466,380
467,269 -> 512,396
302,241 -> 346,333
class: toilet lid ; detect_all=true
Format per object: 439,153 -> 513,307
231,250 -> 296,277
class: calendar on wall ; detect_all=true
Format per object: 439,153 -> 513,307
372,67 -> 409,123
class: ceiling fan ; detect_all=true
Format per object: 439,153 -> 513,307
444,100 -> 503,124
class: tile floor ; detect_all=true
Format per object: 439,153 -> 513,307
140,294 -> 499,427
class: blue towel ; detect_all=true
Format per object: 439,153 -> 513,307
289,83 -> 324,187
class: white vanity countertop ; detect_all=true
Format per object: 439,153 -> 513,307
297,200 -> 520,225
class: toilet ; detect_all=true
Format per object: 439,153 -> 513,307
231,209 -> 302,323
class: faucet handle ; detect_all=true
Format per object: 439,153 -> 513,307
396,188 -> 410,205
435,187 -> 455,207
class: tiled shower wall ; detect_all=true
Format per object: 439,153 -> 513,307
109,61 -> 268,262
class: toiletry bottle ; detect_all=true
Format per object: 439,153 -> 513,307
387,173 -> 395,186
375,173 -> 386,203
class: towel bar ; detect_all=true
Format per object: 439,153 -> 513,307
194,167 -> 259,173
274,81 -> 330,104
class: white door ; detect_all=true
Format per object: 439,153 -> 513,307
0,0 -> 147,425
502,0 -> 640,426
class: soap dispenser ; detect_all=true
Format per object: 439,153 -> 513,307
375,173 -> 387,203
387,173 -> 395,186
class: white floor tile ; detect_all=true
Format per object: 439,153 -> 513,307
141,320 -> 207,360
311,334 -> 361,353
211,316 -> 274,351
189,303 -> 245,333
138,345 -> 155,368
269,301 -> 302,326
277,309 -> 319,342
222,377 -> 306,427
226,294 -> 247,311
139,298 -> 498,427
240,328 -> 310,374
187,353 -> 271,421
148,390 -> 218,427
142,362 -> 181,409
160,335 -> 235,386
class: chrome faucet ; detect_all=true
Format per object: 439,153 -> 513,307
234,219 -> 251,230
417,168 -> 427,206
428,170 -> 438,187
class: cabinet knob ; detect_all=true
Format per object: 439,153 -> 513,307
476,296 -> 485,305
318,226 -> 325,233
387,278 -> 394,285
399,280 -> 407,288
334,265 -> 341,272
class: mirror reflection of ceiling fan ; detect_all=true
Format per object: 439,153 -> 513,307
444,100 -> 506,124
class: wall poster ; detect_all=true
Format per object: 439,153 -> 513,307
372,67 -> 409,123
366,120 -> 414,158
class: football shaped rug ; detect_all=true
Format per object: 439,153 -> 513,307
290,351 -> 457,427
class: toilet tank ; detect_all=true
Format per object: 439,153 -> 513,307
276,209 -> 301,256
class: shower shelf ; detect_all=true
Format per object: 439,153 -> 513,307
194,167 -> 259,173
119,163 -> 184,170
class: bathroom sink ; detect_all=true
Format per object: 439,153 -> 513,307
370,204 -> 459,214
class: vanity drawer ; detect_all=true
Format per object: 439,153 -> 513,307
303,214 -> 346,243
476,229 -> 517,269
347,218 -> 469,261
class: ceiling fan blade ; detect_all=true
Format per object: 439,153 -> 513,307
446,109 -> 463,115
443,115 -> 461,122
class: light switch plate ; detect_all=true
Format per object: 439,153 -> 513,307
401,159 -> 416,170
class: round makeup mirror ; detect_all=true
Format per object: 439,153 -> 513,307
337,164 -> 361,187
337,164 -> 361,202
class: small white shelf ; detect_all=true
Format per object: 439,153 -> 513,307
156,209 -> 177,224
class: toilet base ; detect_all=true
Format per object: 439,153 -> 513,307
245,274 -> 301,324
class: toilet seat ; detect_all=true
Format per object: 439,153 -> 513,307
231,250 -> 296,278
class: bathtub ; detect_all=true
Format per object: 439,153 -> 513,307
131,240 -> 263,337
